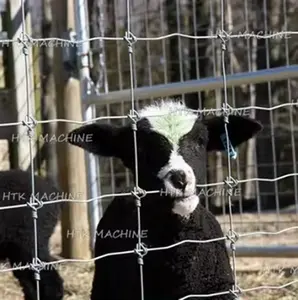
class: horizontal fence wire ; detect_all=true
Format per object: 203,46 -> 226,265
0,173 -> 297,210
3,30 -> 298,44
1,226 -> 298,271
1,0 -> 298,298
0,102 -> 296,127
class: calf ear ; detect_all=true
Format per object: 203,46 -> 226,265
67,123 -> 130,158
204,115 -> 263,152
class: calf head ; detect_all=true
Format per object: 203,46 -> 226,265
67,101 -> 262,216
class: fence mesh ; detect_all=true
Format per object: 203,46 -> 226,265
0,0 -> 297,299
92,0 -> 298,235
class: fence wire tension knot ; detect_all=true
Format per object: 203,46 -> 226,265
131,187 -> 147,207
131,187 -> 148,266
217,29 -> 230,50
224,176 -> 238,197
221,103 -> 233,124
127,109 -> 140,131
22,115 -> 37,139
29,258 -> 45,281
27,194 -> 44,216
123,31 -> 137,52
229,285 -> 242,299
17,32 -> 32,56
226,229 -> 239,252
134,242 -> 148,266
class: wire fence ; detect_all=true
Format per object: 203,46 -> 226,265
0,0 -> 298,299
90,0 -> 298,260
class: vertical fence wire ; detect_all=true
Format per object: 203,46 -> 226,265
191,0 -> 203,114
219,0 -> 238,296
2,0 -> 298,299
125,0 -> 145,299
144,0 -> 155,108
283,0 -> 298,215
160,0 -> 168,84
145,2 -> 153,89
20,0 -> 40,299
226,0 -> 244,229
113,1 -> 131,188
263,0 -> 280,230
191,0 -> 209,212
176,0 -> 184,103
244,0 -> 262,235
209,0 -> 222,219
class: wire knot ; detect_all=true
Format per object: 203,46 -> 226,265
226,229 -> 239,244
134,242 -> 148,259
128,109 -> 140,120
123,31 -> 137,46
229,285 -> 242,299
26,194 -> 44,213
22,115 -> 37,138
30,258 -> 45,276
131,187 -> 147,200
236,285 -> 243,295
127,109 -> 140,127
217,30 -> 229,50
224,176 -> 238,189
229,289 -> 239,299
131,187 -> 147,208
17,32 -> 32,56
221,103 -> 234,123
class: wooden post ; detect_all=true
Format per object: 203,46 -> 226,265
51,0 -> 91,259
7,0 -> 36,170
0,139 -> 9,170
33,45 -> 43,175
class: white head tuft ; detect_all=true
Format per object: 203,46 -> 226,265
139,100 -> 198,145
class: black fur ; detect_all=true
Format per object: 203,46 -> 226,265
68,115 -> 262,193
90,193 -> 234,300
0,169 -> 63,300
68,104 -> 263,300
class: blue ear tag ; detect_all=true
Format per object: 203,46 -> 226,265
220,133 -> 237,160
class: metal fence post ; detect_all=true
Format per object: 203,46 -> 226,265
74,0 -> 102,251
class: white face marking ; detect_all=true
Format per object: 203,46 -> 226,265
160,152 -> 199,217
157,149 -> 196,198
139,100 -> 200,217
172,195 -> 199,218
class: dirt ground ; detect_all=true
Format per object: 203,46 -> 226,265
0,213 -> 297,300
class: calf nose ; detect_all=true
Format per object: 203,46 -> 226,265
169,170 -> 187,190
